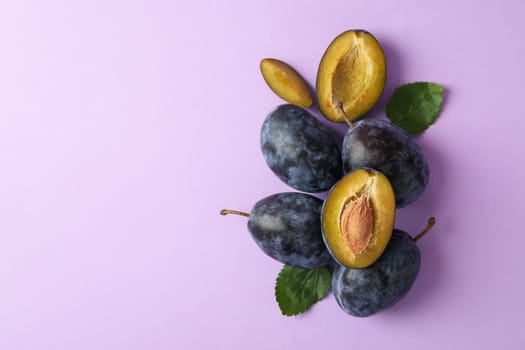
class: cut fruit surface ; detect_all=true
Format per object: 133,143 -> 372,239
260,58 -> 313,107
316,30 -> 386,123
321,168 -> 395,268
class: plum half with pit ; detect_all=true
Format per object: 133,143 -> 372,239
321,168 -> 396,269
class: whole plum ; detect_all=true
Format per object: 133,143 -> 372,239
342,119 -> 429,207
332,229 -> 420,317
261,104 -> 342,193
221,192 -> 332,269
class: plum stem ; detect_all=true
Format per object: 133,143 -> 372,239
413,217 -> 436,241
337,101 -> 354,128
220,209 -> 249,218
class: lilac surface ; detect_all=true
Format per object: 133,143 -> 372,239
0,0 -> 523,349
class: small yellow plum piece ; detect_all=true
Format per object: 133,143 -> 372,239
260,58 -> 313,108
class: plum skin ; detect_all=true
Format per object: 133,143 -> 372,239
332,230 -> 420,317
261,104 -> 342,193
247,192 -> 332,269
342,119 -> 429,207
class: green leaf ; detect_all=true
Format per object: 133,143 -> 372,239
275,265 -> 331,316
386,82 -> 444,134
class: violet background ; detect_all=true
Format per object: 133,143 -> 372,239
0,0 -> 523,349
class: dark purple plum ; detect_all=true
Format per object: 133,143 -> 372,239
342,119 -> 429,207
261,104 -> 342,193
221,192 -> 332,268
332,218 -> 435,317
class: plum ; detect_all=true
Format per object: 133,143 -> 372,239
321,168 -> 396,269
261,104 -> 342,193
260,58 -> 313,107
342,119 -> 429,207
332,218 -> 435,317
221,192 -> 332,268
316,30 -> 386,123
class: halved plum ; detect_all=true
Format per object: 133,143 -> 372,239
321,168 -> 395,268
316,30 -> 386,123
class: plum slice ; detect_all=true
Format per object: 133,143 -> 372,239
260,58 -> 313,108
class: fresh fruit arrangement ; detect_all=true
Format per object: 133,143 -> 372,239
221,29 -> 443,317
